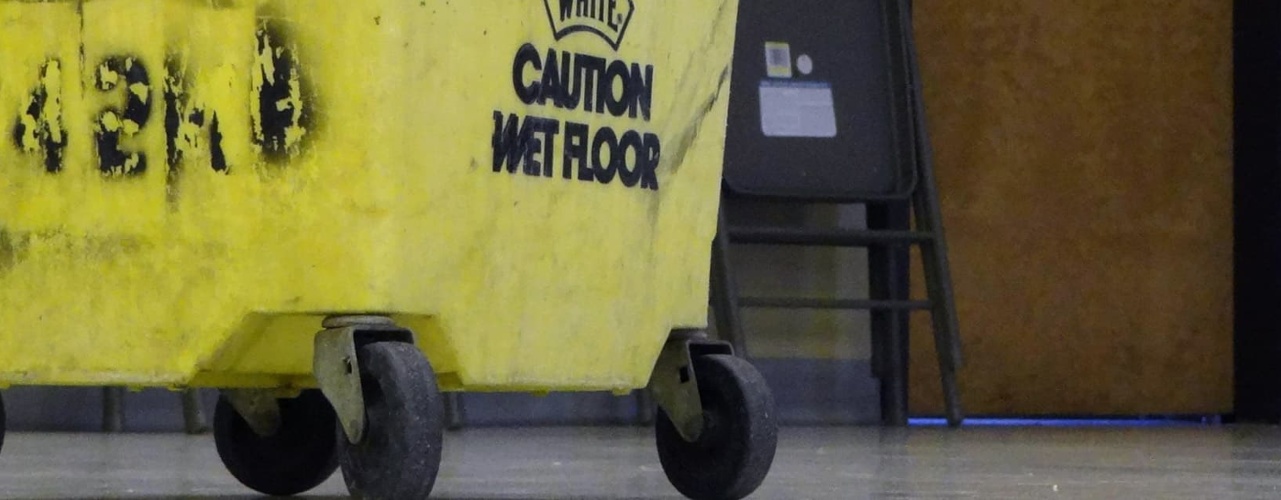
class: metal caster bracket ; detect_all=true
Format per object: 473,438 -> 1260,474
222,389 -> 284,437
647,329 -> 734,442
314,315 -> 415,445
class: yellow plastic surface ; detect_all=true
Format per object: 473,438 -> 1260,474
0,0 -> 740,392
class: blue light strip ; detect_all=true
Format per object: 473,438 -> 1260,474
907,417 -> 1216,427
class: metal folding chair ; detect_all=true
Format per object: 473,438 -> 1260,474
713,0 -> 964,426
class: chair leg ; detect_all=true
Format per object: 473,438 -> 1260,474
904,0 -> 964,427
913,137 -> 965,428
869,202 -> 913,427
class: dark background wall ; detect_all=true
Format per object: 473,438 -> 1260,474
1234,0 -> 1281,422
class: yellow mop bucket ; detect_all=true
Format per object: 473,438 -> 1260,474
0,1 -> 774,498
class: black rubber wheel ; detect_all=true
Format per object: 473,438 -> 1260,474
338,341 -> 445,499
213,389 -> 340,496
656,354 -> 778,500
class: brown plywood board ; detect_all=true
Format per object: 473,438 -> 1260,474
908,1 -> 1233,416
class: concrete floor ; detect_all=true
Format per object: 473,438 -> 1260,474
1,425 -> 1280,499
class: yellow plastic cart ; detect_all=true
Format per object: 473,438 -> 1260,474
0,0 -> 775,498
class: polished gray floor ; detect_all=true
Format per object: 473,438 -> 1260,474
1,425 -> 1281,499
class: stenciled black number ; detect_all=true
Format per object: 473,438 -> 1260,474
163,55 -> 230,203
11,59 -> 67,174
95,56 -> 151,177
253,22 -> 313,162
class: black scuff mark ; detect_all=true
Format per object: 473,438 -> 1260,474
712,0 -> 732,33
659,0 -> 736,176
663,66 -> 729,177
0,230 -> 27,275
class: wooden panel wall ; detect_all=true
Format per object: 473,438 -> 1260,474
908,1 -> 1234,416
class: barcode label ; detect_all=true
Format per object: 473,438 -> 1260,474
766,47 -> 788,68
764,41 -> 792,78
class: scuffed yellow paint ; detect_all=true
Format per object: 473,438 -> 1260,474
277,67 -> 306,149
249,26 -> 276,146
0,0 -> 741,393
128,82 -> 149,104
44,65 -> 64,145
100,111 -> 121,132
120,118 -> 140,135
98,64 -> 119,88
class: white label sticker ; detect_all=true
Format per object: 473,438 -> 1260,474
759,80 -> 837,138
764,41 -> 792,78
797,54 -> 814,75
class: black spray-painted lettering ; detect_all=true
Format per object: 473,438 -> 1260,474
493,43 -> 660,191
492,112 -> 561,177
514,44 -> 543,105
546,0 -> 635,50
163,56 -> 230,203
559,0 -> 623,30
95,56 -> 151,177
11,59 -> 66,174
577,55 -> 605,114
564,122 -> 590,180
591,126 -> 617,183
492,112 -> 659,191
253,22 -> 312,162
617,130 -> 643,187
0,13 -> 316,202
165,56 -> 228,174
639,131 -> 659,190
512,43 -> 653,122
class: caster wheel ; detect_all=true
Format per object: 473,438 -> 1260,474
338,341 -> 445,499
214,389 -> 340,496
656,354 -> 777,500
